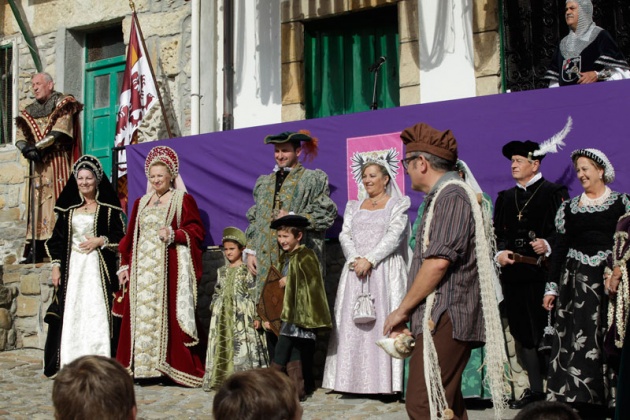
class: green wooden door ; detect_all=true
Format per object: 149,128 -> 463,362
84,56 -> 125,178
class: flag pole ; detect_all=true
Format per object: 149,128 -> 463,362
128,1 -> 174,139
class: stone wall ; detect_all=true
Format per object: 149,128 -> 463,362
473,0 -> 502,96
0,148 -> 28,265
0,264 -> 53,351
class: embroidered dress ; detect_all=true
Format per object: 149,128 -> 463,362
323,196 -> 410,394
245,164 -> 337,300
203,264 -> 268,390
44,167 -> 124,378
59,212 -> 110,366
116,190 -> 206,387
546,192 -> 630,406
133,205 -> 168,378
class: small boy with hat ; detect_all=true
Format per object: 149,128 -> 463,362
202,227 -> 268,391
267,214 -> 332,401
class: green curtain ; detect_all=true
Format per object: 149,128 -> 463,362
304,13 -> 399,119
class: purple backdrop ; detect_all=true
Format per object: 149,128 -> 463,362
127,80 -> 630,245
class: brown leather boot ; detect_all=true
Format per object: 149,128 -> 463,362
286,360 -> 306,401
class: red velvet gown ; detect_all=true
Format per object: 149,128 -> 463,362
116,190 -> 205,387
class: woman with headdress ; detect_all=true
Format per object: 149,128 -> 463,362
44,155 -> 125,377
543,149 -> 630,413
116,145 -> 206,387
322,154 -> 410,394
544,0 -> 630,87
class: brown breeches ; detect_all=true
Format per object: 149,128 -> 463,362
405,313 -> 472,420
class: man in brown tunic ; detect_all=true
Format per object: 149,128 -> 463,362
384,123 -> 506,420
15,72 -> 83,262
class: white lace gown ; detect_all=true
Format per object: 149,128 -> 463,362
59,212 -> 110,367
323,196 -> 410,393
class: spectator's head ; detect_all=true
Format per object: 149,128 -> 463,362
513,401 -> 581,420
213,368 -> 302,420
31,72 -> 54,102
52,355 -> 136,420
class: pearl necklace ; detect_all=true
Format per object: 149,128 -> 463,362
580,186 -> 611,207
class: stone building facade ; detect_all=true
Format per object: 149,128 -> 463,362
280,0 -> 502,120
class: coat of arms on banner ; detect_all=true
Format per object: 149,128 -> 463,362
346,133 -> 405,200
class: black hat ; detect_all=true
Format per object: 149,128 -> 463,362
270,215 -> 310,230
502,140 -> 545,161
264,131 -> 313,145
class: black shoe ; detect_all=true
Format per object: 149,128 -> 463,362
509,388 -> 546,409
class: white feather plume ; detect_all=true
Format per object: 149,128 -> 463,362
533,116 -> 572,156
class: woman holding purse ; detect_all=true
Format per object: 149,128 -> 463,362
323,156 -> 410,395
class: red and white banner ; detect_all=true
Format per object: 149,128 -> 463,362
115,14 -> 158,177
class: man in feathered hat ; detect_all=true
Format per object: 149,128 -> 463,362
245,130 -> 337,391
544,0 -> 630,86
494,128 -> 570,409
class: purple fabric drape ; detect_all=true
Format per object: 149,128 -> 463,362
127,80 -> 630,245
